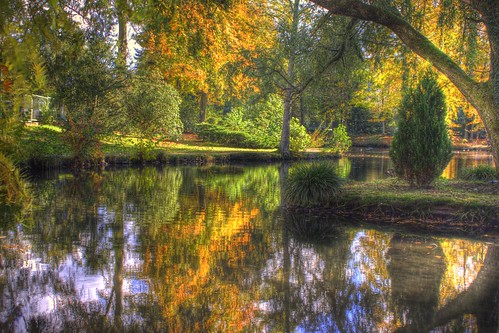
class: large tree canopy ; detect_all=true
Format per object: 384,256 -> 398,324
309,0 -> 499,172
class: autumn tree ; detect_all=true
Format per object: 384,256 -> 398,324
138,0 -> 273,124
309,0 -> 499,173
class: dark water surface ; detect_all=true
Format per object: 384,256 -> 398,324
0,153 -> 497,332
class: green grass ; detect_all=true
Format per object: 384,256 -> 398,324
458,165 -> 497,181
21,125 -> 72,158
21,125 -> 344,167
21,125 -> 281,166
332,178 -> 499,231
285,163 -> 343,208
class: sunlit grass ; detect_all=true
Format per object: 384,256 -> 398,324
22,125 -> 277,163
336,178 -> 498,224
21,124 -> 71,157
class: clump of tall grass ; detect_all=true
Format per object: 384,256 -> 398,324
285,163 -> 342,208
459,165 -> 497,181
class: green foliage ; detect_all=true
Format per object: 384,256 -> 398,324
247,95 -> 283,149
195,95 -> 292,150
285,163 -> 342,208
390,73 -> 452,187
196,101 -> 311,151
46,32 -> 124,167
289,117 -> 311,152
124,71 -> 183,159
195,123 -> 261,148
0,68 -> 31,212
222,107 -> 251,130
309,124 -> 330,148
347,106 -> 383,135
22,125 -> 71,161
179,95 -> 199,133
458,165 -> 497,181
450,108 -> 481,140
327,124 -> 352,154
0,153 -> 31,207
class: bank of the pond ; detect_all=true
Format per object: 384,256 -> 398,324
318,178 -> 499,237
23,125 -> 492,169
24,149 -> 342,169
21,125 -> 342,169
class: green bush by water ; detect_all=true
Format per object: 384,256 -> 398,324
285,163 -> 342,208
390,72 -> 452,187
325,124 -> 352,154
459,165 -> 497,181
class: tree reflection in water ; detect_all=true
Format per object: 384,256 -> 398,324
0,164 -> 497,332
387,235 -> 446,332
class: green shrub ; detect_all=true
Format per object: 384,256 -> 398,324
459,165 -> 497,181
289,117 -> 311,152
195,123 -> 261,148
195,96 -> 310,151
124,71 -> 183,160
179,95 -> 200,133
48,38 -> 124,166
222,107 -> 251,130
327,124 -> 352,154
389,72 -> 452,187
248,95 -> 283,148
285,163 -> 342,208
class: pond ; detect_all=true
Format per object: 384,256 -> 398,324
345,148 -> 495,181
0,152 -> 497,332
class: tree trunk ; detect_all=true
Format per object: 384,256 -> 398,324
199,91 -> 208,123
116,0 -> 128,67
279,0 -> 300,157
113,214 -> 124,331
280,88 -> 293,156
309,0 -> 499,173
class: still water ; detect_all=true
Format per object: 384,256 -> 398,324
0,152 -> 497,332
345,148 -> 495,181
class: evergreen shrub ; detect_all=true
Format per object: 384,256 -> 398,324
389,73 -> 452,187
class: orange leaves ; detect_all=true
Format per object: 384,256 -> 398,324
145,0 -> 274,101
0,65 -> 11,94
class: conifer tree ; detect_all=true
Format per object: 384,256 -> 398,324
390,72 -> 452,187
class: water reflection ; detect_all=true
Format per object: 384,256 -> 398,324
0,163 -> 497,332
346,148 -> 495,181
387,235 -> 446,332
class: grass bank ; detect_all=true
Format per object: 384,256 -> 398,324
21,125 -> 339,168
325,178 -> 499,237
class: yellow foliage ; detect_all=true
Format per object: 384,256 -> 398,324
144,0 -> 275,104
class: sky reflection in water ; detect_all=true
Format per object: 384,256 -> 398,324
0,153 -> 497,332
